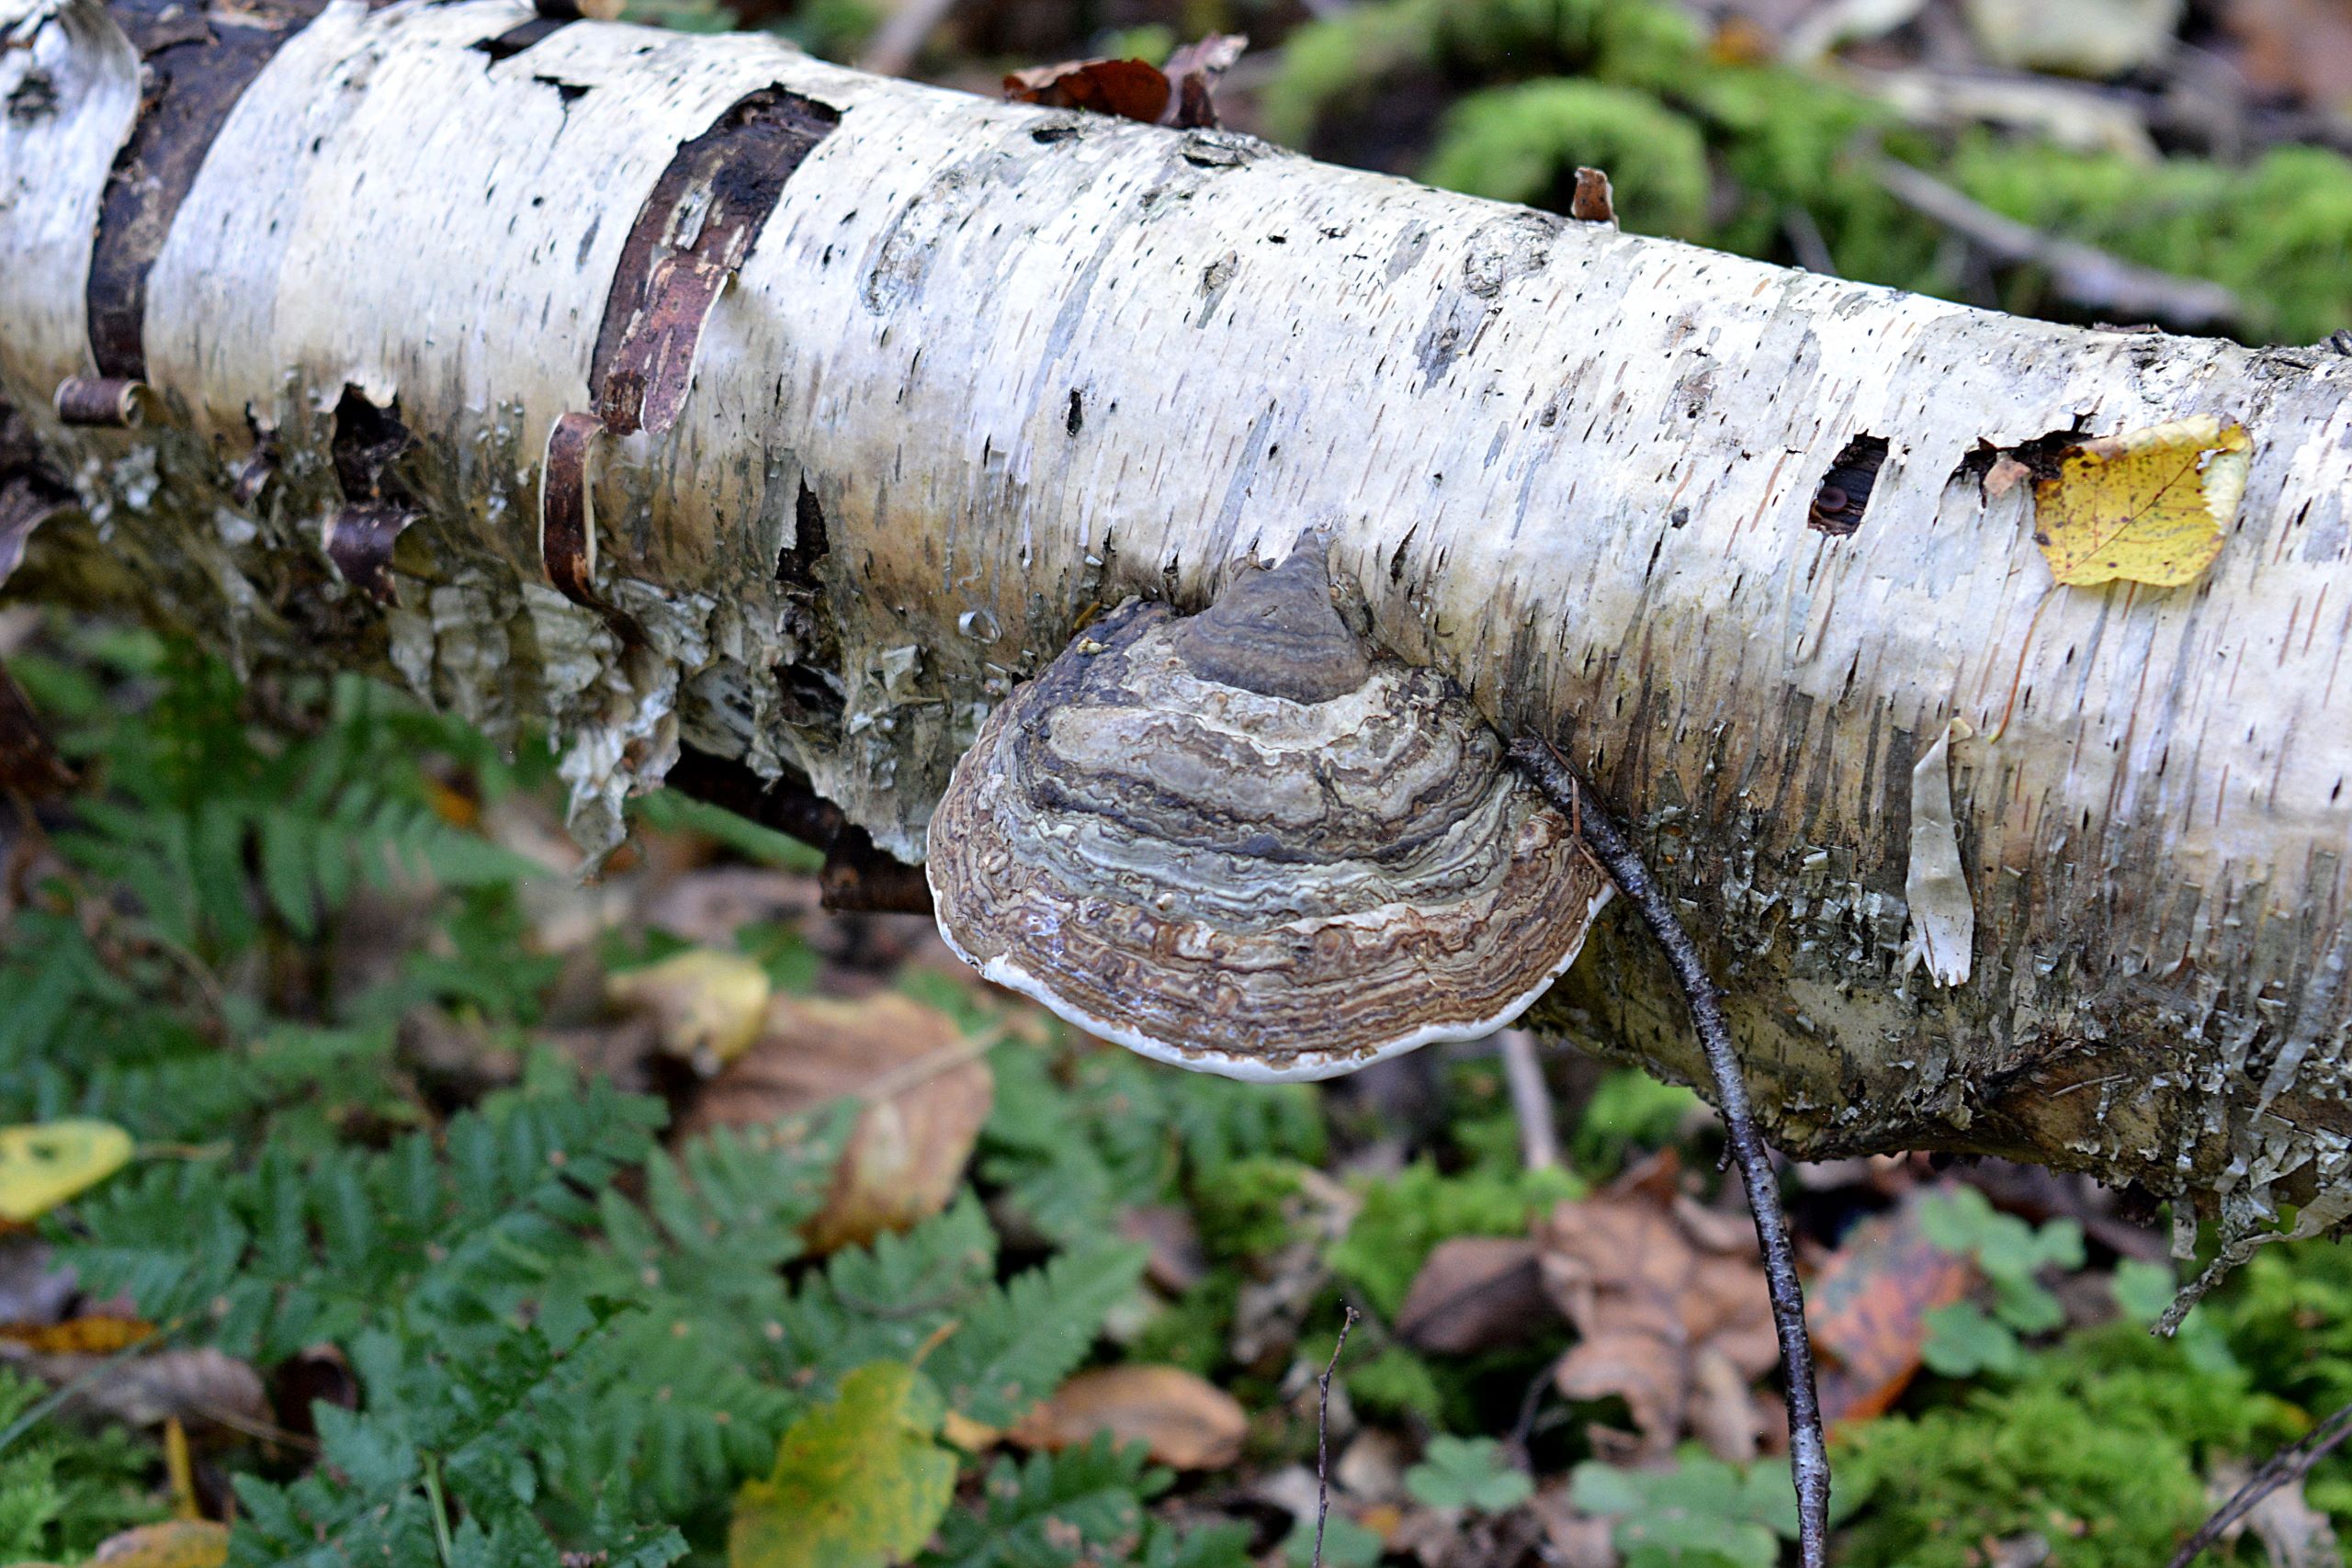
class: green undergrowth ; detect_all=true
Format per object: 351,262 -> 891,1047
8,628 -> 2352,1565
1266,0 -> 2352,343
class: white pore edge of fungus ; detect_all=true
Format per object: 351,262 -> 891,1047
1903,717 -> 1976,987
941,879 -> 1617,1083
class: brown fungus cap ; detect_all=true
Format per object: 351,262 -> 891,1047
925,535 -> 1611,1081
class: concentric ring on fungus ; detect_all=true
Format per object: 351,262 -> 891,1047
925,534 -> 1611,1081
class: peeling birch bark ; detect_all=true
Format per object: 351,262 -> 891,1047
6,0 -> 2352,1259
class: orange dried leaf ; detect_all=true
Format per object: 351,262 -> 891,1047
1808,1189 -> 1977,1427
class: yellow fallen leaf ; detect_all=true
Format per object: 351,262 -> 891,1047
2030,415 -> 2250,588
0,1120 -> 133,1222
606,948 -> 772,1069
90,1519 -> 230,1567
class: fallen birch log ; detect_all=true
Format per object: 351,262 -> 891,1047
5,0 -> 2351,1270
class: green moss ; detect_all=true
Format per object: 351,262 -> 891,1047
1260,0 -> 1444,148
1325,1160 -> 1580,1320
1193,1156 -> 1310,1261
1837,1323 -> 2300,1567
1131,1269 -> 1245,1378
1424,80 -> 1711,238
1347,1345 -> 1448,1426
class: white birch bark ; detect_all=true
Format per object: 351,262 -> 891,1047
6,0 -> 2352,1261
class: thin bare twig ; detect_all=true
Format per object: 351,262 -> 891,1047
1496,1028 -> 1559,1171
1868,152 -> 2240,333
2166,1397 -> 2352,1568
1510,739 -> 1830,1568
1311,1305 -> 1360,1568
856,0 -> 962,79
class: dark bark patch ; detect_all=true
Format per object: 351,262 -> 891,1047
0,427 -> 74,797
330,385 -> 416,505
0,663 -> 75,797
591,86 -> 837,435
85,0 -> 331,380
1806,434 -> 1888,536
469,17 -> 569,62
326,388 -> 421,604
1065,389 -> 1083,435
664,747 -> 931,913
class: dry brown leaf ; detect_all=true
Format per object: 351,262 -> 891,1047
683,991 -> 990,1254
1531,1481 -> 1619,1568
89,1521 -> 230,1567
1118,1204 -> 1207,1293
1809,1189 -> 1977,1427
1002,57 -> 1170,122
1008,1365 -> 1247,1470
1535,1177 -> 1777,1458
1160,33 -> 1247,129
640,867 -> 820,946
1002,33 -> 1245,130
605,948 -> 772,1070
12,1346 -> 268,1433
1394,1236 -> 1555,1355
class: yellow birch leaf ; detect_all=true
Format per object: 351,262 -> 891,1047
0,1119 -> 134,1222
2030,415 -> 2250,588
89,1519 -> 231,1567
729,1361 -> 956,1568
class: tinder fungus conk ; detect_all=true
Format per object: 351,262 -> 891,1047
926,535 -> 1611,1081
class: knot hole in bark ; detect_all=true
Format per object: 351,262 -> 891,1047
1806,434 -> 1888,536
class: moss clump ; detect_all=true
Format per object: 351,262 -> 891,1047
1325,1159 -> 1581,1320
1425,81 -> 1711,238
1837,1322 -> 2301,1567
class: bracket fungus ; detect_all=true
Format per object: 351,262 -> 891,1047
926,534 -> 1611,1081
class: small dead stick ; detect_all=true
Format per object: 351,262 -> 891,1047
1311,1305 -> 1360,1568
2165,1395 -> 2352,1568
1510,739 -> 1830,1568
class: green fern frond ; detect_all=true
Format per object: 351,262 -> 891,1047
62,1082 -> 665,1361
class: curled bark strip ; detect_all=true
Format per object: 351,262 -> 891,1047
1511,738 -> 1831,1568
1569,166 -> 1616,224
590,87 -> 837,436
51,377 -> 149,428
322,503 -> 418,605
85,0 -> 330,379
540,409 -> 605,606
